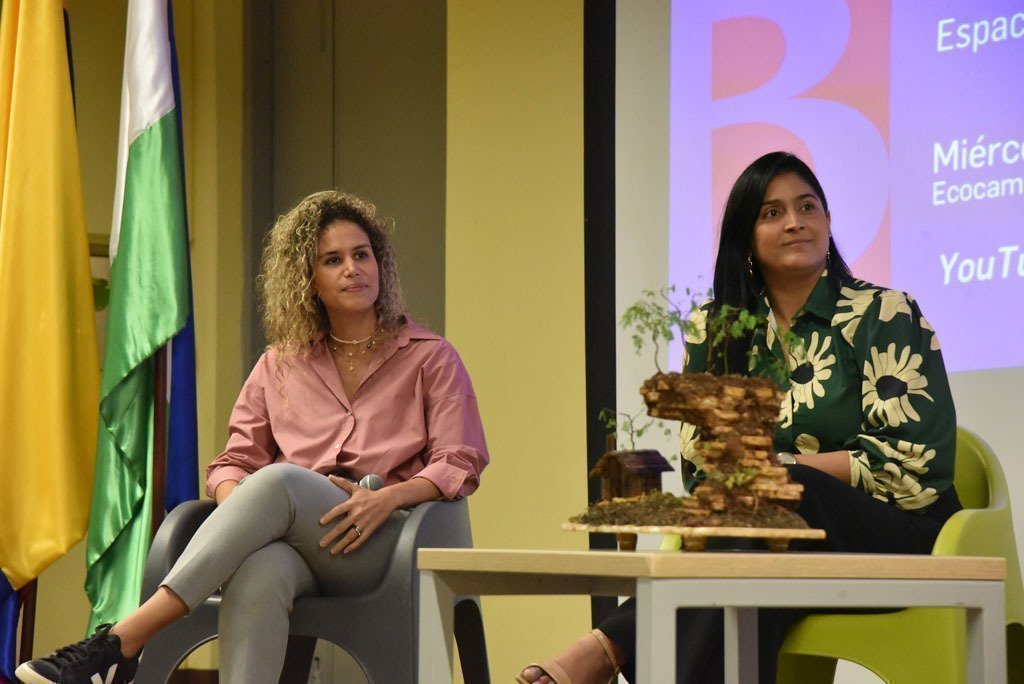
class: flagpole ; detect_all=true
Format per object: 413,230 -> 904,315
151,345 -> 168,541
17,581 -> 36,663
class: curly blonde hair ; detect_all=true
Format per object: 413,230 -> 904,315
259,190 -> 407,357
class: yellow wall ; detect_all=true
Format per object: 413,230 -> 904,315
184,0 -> 245,472
33,0 -> 245,660
446,0 -> 591,677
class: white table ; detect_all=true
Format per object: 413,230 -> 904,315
417,549 -> 1006,684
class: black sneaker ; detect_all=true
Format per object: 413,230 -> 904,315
15,623 -> 140,684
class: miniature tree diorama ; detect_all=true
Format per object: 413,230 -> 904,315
567,287 -> 824,552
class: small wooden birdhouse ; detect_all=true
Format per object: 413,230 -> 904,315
589,449 -> 673,501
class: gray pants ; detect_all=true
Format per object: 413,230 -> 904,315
161,463 -> 407,683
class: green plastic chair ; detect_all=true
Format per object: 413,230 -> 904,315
777,427 -> 1024,683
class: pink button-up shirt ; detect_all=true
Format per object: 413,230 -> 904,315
206,323 -> 488,500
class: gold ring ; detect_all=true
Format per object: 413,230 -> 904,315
353,524 -> 363,537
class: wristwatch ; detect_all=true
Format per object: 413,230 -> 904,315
776,451 -> 797,465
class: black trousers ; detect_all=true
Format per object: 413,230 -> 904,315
597,464 -> 963,683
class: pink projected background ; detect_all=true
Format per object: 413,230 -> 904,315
669,0 -> 1024,373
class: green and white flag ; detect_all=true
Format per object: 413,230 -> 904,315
85,0 -> 190,630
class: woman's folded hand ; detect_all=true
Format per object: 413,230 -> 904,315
318,476 -> 399,555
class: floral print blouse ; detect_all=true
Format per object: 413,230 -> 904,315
680,272 -> 956,511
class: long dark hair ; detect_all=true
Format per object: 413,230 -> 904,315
709,152 -> 852,374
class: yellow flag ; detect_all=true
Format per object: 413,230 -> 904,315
0,0 -> 99,589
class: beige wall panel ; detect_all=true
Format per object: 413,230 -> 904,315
334,0 -> 446,331
269,0 -> 446,332
271,0 -> 335,215
186,0 -> 245,471
447,0 -> 590,678
66,0 -> 125,247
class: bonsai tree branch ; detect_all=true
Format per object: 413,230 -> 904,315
621,285 -> 796,389
599,407 -> 671,451
621,286 -> 687,374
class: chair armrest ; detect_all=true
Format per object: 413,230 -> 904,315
379,498 -> 473,594
392,498 -> 472,564
141,500 -> 217,602
932,505 -> 1014,558
405,497 -> 473,550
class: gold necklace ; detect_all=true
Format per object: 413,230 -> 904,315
329,329 -> 374,345
329,335 -> 379,372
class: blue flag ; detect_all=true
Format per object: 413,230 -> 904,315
164,2 -> 198,512
1,577 -> 18,683
166,310 -> 198,510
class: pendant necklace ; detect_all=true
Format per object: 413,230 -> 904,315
329,329 -> 380,372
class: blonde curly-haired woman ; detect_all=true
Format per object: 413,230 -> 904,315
18,191 -> 489,684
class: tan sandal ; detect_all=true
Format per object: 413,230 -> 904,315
590,629 -> 622,680
515,659 -> 573,684
515,630 -> 621,684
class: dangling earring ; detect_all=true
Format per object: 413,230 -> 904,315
746,253 -> 754,277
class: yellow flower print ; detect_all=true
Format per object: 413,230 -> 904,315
795,433 -> 820,454
862,343 -> 934,427
686,304 -> 708,345
877,291 -> 913,323
861,436 -> 936,474
766,313 -> 777,351
787,332 -> 835,411
851,450 -> 938,509
872,463 -> 939,510
778,393 -> 793,429
850,451 -> 876,492
679,422 -> 703,469
920,316 -> 941,351
832,287 -> 878,345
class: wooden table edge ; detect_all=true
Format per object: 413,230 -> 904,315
562,522 -> 827,539
417,548 -> 1006,581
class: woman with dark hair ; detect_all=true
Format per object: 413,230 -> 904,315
708,152 -> 851,377
19,191 -> 489,684
519,152 -> 960,683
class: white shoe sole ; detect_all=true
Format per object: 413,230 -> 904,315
13,662 -> 59,684
13,662 -> 131,684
